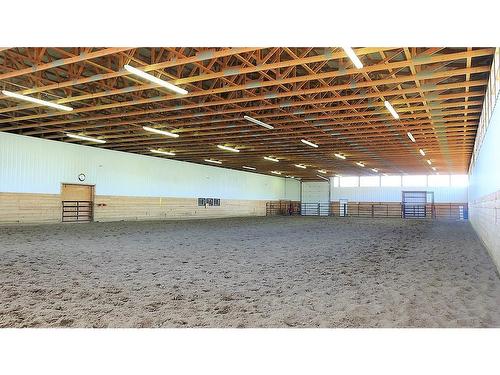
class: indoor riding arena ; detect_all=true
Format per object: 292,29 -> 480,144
1,47 -> 500,328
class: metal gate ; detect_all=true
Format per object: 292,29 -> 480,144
402,191 -> 427,218
266,201 -> 300,216
300,202 -> 330,216
62,201 -> 93,222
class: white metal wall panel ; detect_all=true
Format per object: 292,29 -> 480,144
468,92 -> 500,272
330,186 -> 468,203
469,95 -> 500,201
301,181 -> 329,203
0,132 -> 286,200
284,178 -> 300,201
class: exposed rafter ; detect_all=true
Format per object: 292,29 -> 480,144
0,47 -> 494,178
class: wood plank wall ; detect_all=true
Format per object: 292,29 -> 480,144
0,192 -> 61,224
0,192 -> 267,224
94,196 -> 267,221
0,192 -> 470,224
469,189 -> 500,270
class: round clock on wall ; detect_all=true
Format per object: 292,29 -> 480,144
78,173 -> 86,182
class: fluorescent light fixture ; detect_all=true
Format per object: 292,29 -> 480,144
356,162 -> 365,167
384,100 -> 399,119
334,153 -> 346,160
342,47 -> 363,69
243,115 -> 274,130
143,126 -> 179,138
432,167 -> 437,171
371,168 -> 378,172
205,159 -> 222,164
151,149 -> 175,156
66,133 -> 106,143
264,156 -> 279,162
294,164 -> 306,169
2,90 -> 73,111
317,169 -> 327,174
270,171 -> 282,175
217,144 -> 240,153
407,132 -> 416,142
242,166 -> 256,170
123,64 -> 188,95
301,139 -> 318,148
427,160 -> 432,165
316,174 -> 329,181
419,149 -> 426,156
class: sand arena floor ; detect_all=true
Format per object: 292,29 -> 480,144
1,216 -> 499,328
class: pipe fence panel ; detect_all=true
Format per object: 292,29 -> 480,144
265,201 -> 468,220
300,203 -> 330,216
266,201 -> 300,216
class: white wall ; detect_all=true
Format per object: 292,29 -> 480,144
331,186 -> 468,203
468,94 -> 500,270
301,181 -> 330,203
469,96 -> 500,201
0,132 -> 288,200
284,178 -> 300,201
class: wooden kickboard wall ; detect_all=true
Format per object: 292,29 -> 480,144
0,192 -> 267,224
469,189 -> 500,271
0,192 -> 62,224
94,196 -> 267,222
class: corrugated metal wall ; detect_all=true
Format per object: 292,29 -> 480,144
330,185 -> 467,203
301,181 -> 330,203
469,95 -> 500,201
468,91 -> 500,271
284,178 -> 300,200
0,132 -> 289,200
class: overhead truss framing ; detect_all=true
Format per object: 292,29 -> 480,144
0,47 -> 494,179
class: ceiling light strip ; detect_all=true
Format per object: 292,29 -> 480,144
66,133 -> 106,143
151,149 -> 175,156
143,126 -> 179,138
217,144 -> 240,153
124,65 -> 188,95
384,100 -> 399,119
243,115 -> 274,129
2,90 -> 73,111
342,47 -> 363,69
264,156 -> 279,162
301,139 -> 318,148
316,174 -> 330,181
